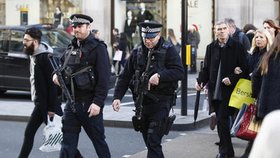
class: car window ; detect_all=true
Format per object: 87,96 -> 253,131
41,30 -> 72,49
0,29 -> 9,52
0,29 -> 4,52
10,30 -> 24,52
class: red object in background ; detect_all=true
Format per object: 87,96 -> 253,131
66,25 -> 73,35
192,24 -> 198,32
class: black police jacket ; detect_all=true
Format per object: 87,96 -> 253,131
113,37 -> 184,100
62,33 -> 111,108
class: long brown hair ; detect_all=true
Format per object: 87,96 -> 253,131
260,33 -> 280,75
263,19 -> 280,36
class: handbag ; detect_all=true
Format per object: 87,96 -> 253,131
236,104 -> 262,141
39,114 -> 63,152
229,78 -> 255,109
230,103 -> 247,137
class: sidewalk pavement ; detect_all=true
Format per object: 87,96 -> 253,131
0,72 -> 207,131
129,128 -> 248,158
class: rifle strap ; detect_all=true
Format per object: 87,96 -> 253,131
71,66 -> 93,77
62,47 -> 74,70
144,49 -> 153,72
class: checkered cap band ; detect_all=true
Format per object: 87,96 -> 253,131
141,26 -> 161,33
71,16 -> 90,24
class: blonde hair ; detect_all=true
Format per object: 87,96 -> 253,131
249,29 -> 273,54
167,28 -> 178,46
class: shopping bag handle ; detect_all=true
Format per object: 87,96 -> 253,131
47,115 -> 55,126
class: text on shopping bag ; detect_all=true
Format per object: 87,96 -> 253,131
229,79 -> 255,109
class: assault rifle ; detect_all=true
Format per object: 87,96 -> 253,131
133,49 -> 157,120
48,54 -> 76,113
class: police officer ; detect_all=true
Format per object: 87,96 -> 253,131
53,14 -> 111,158
112,22 -> 184,158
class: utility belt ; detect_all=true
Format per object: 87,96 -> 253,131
132,114 -> 176,135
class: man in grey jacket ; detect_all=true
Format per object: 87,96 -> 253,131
18,27 -> 62,158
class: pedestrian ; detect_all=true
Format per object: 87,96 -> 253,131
112,21 -> 184,158
239,29 -> 273,158
252,33 -> 280,121
112,28 -> 120,51
115,32 -> 129,74
242,24 -> 257,46
246,29 -> 273,76
92,29 -> 100,39
112,28 -> 120,74
263,19 -> 280,41
52,14 -> 111,158
195,21 -> 247,158
225,18 -> 251,51
187,24 -> 200,73
18,27 -> 63,158
167,28 -> 181,54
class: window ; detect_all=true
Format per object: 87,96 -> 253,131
10,30 -> 24,52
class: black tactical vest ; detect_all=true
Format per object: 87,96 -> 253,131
134,41 -> 177,95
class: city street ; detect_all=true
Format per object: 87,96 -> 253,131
0,89 -> 248,158
0,120 -> 247,158
0,120 -> 182,158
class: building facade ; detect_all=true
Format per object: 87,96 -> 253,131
0,0 -> 279,58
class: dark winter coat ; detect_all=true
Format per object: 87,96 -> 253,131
252,54 -> 280,118
232,27 -> 251,51
198,37 -> 247,113
114,37 -> 184,101
247,47 -> 267,77
30,43 -> 62,124
64,33 -> 111,108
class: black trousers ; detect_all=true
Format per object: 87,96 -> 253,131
59,101 -> 111,158
18,107 -> 44,158
141,95 -> 172,158
213,100 -> 236,156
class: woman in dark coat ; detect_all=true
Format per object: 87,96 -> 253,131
247,29 -> 273,76
252,33 -> 280,118
115,32 -> 128,75
240,29 -> 273,158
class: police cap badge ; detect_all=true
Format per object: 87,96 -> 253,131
139,21 -> 163,38
70,14 -> 93,27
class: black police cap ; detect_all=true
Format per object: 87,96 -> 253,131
139,21 -> 163,38
70,14 -> 93,27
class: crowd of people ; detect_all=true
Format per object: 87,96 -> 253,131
18,10 -> 184,157
15,3 -> 280,157
196,18 -> 280,158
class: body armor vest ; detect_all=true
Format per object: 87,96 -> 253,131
134,41 -> 177,95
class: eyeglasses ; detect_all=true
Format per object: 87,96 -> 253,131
23,39 -> 34,42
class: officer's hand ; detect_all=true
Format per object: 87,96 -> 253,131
222,77 -> 231,86
88,103 -> 100,117
195,82 -> 203,91
112,99 -> 121,112
234,67 -> 242,74
52,74 -> 60,86
148,73 -> 160,90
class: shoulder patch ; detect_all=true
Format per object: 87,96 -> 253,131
162,41 -> 172,49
